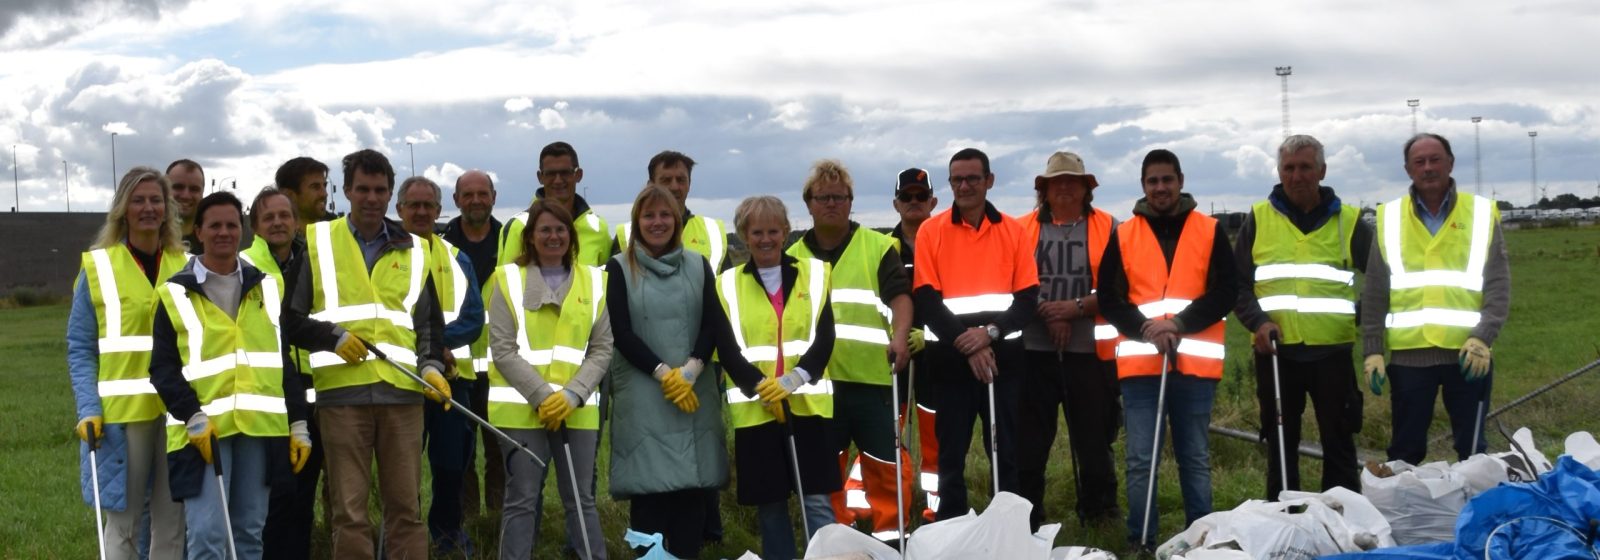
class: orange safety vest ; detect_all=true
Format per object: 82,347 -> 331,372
1019,207 -> 1120,361
1113,211 -> 1225,379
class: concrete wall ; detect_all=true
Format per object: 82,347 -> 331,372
1,212 -> 111,297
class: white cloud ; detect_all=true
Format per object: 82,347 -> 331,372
771,101 -> 808,131
538,107 -> 566,130
101,121 -> 136,135
404,129 -> 439,144
553,100 -> 569,111
171,126 -> 184,135
727,148 -> 742,155
504,97 -> 533,112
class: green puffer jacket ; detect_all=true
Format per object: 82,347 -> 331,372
606,247 -> 729,498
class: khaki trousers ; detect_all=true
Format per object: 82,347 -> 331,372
319,404 -> 426,560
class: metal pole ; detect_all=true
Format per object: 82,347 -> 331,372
1275,66 -> 1292,138
986,372 -> 1000,496
110,132 -> 117,188
889,354 -> 907,552
1139,353 -> 1171,547
63,160 -> 70,212
1472,117 -> 1483,195
12,144 -> 18,212
407,142 -> 415,177
553,426 -> 596,560
1529,131 -> 1539,206
1270,337 -> 1289,498
210,433 -> 239,560
87,429 -> 108,560
364,342 -> 548,467
1407,99 -> 1420,135
779,400 -> 811,545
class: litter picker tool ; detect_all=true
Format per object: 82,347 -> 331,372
552,424 -> 596,560
1139,351 -> 1172,547
1270,334 -> 1289,498
986,368 -> 1000,496
87,427 -> 108,560
210,433 -> 238,560
779,399 -> 812,546
889,352 -> 907,552
363,341 -> 546,468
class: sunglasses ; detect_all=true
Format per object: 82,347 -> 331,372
896,191 -> 930,203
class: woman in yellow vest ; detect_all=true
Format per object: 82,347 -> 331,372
485,199 -> 612,559
603,185 -> 729,559
709,195 -> 839,560
149,192 -> 312,558
66,167 -> 190,559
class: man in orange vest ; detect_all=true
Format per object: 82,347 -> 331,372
1098,149 -> 1236,551
1015,152 -> 1122,529
913,147 -> 1039,520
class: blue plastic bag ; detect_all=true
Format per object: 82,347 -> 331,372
625,529 -> 679,560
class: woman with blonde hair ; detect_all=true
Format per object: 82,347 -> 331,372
485,198 -> 612,559
709,195 -> 839,560
66,166 -> 190,559
604,185 -> 728,558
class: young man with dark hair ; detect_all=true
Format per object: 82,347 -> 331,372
167,159 -> 206,254
274,157 -> 335,225
498,141 -> 613,267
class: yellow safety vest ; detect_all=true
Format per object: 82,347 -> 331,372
424,236 -> 479,380
715,258 -> 833,428
240,237 -> 315,403
787,229 -> 896,385
158,266 -> 289,452
1376,192 -> 1498,351
499,206 -> 613,268
1250,201 -> 1359,346
303,218 -> 431,392
81,244 -> 188,424
615,215 -> 727,268
485,263 -> 606,430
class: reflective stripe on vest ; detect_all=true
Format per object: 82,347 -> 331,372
486,263 -> 605,430
1250,200 -> 1359,345
240,243 -> 314,378
788,229 -> 898,385
1377,193 -> 1495,350
617,215 -> 727,268
84,245 -> 187,423
1113,212 -> 1226,379
159,273 -> 289,452
429,237 -> 480,379
717,258 -> 833,427
304,219 -> 429,392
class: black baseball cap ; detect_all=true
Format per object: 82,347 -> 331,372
895,168 -> 931,194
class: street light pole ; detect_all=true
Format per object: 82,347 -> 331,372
63,159 -> 71,212
1407,99 -> 1420,135
111,132 -> 118,187
1528,131 -> 1539,206
407,142 -> 416,177
1471,117 -> 1483,196
12,144 -> 18,212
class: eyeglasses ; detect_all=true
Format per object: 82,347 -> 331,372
896,191 -> 930,203
399,201 -> 439,210
949,174 -> 987,187
539,168 -> 579,180
808,194 -> 852,205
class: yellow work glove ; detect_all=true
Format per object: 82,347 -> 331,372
1460,337 -> 1493,381
909,328 -> 926,355
654,364 -> 695,409
421,366 -> 452,410
767,401 -> 787,424
334,332 -> 368,364
76,416 -> 104,445
288,420 -> 313,474
186,412 -> 216,464
756,370 -> 807,404
538,390 -> 580,431
1364,354 -> 1388,396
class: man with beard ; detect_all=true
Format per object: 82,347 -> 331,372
276,157 -> 337,226
166,159 -> 206,254
442,169 -> 505,519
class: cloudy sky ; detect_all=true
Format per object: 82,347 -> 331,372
3,0 -> 1597,227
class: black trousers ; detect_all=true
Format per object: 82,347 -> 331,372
632,488 -> 710,559
262,404 -> 323,560
1017,351 -> 1121,527
932,342 -> 1022,520
1254,350 -> 1362,497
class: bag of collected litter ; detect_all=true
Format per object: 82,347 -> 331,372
804,523 -> 899,560
1169,551 -> 1251,560
624,529 -> 679,560
1050,545 -> 1117,559
1156,497 -> 1346,559
1448,453 -> 1510,495
1278,487 -> 1397,551
902,492 -> 1058,560
1360,461 -> 1467,545
1566,431 -> 1600,469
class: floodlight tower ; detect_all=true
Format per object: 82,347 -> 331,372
1275,66 -> 1293,138
1528,131 -> 1539,205
1407,99 -> 1421,135
1472,117 -> 1483,195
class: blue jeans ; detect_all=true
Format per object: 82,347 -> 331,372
756,494 -> 832,560
1387,363 -> 1491,464
184,435 -> 271,560
1122,374 -> 1216,545
424,378 -> 476,547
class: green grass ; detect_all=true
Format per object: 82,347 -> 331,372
4,226 -> 1599,558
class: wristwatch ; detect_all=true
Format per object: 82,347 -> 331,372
985,324 -> 1000,341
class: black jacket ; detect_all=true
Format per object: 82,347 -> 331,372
707,254 -> 836,396
1098,194 -> 1238,342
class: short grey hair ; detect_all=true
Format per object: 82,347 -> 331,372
733,195 -> 791,240
398,175 -> 441,204
1278,134 -> 1326,168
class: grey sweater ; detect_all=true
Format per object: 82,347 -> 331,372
488,265 -> 614,407
1359,188 -> 1511,367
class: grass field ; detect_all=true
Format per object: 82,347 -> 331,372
3,226 -> 1598,559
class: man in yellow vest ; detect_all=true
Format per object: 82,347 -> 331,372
280,149 -> 453,559
397,175 -> 486,553
167,159 -> 206,254
150,191 -> 312,558
1098,149 -> 1236,551
1361,133 -> 1510,464
1234,135 -> 1370,497
500,141 -> 614,267
787,159 -> 914,542
616,151 -> 731,270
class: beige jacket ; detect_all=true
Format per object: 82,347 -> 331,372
488,265 -> 614,406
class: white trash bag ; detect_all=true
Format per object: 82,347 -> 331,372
804,523 -> 899,560
1360,460 -> 1467,545
1156,497 -> 1345,559
1051,545 -> 1117,559
903,492 -> 1058,560
1565,431 -> 1600,469
1278,487 -> 1397,551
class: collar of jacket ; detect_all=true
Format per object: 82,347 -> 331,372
534,187 -> 594,217
168,256 -> 266,295
1132,192 -> 1199,221
950,200 -> 1003,226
